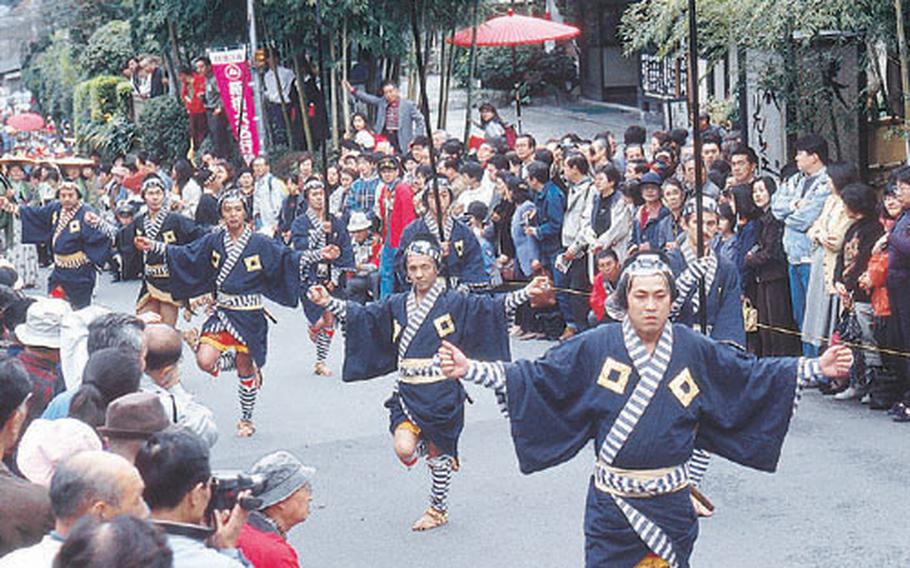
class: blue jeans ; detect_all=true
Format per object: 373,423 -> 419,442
379,243 -> 397,299
788,262 -> 814,357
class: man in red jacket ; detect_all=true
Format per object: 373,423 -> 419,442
376,156 -> 416,298
589,248 -> 621,325
237,451 -> 315,568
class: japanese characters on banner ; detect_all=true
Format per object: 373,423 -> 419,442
208,48 -> 260,163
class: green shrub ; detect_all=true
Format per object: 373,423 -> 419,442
77,117 -> 139,162
80,20 -> 134,77
138,96 -> 190,164
73,75 -> 132,141
453,45 -> 577,99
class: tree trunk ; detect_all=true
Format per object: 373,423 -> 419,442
463,0 -> 480,144
442,27 -> 457,130
292,51 -> 315,152
166,17 -> 182,97
341,19 -> 351,138
329,31 -> 340,150
436,30 -> 447,129
407,41 -> 418,101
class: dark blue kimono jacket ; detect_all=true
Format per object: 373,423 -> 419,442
667,248 -> 745,346
500,323 -> 801,567
119,210 -> 206,305
289,211 -> 354,323
341,285 -> 510,457
395,216 -> 488,290
20,202 -> 111,308
163,228 -> 303,367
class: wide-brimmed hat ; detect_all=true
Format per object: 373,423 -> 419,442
347,211 -> 372,233
17,418 -> 103,487
98,392 -> 171,440
250,450 -> 315,510
15,298 -> 71,349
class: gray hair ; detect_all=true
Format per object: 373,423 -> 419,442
87,313 -> 145,356
50,452 -> 126,521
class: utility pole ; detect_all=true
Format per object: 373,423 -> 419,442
247,0 -> 266,154
896,0 -> 910,163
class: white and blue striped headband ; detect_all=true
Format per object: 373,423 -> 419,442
404,239 -> 442,265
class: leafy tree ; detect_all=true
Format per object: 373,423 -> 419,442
22,30 -> 81,121
80,20 -> 135,77
137,96 -> 190,164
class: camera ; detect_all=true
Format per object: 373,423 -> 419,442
208,470 -> 267,512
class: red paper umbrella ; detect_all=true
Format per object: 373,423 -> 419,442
6,112 -> 45,132
449,9 -> 580,47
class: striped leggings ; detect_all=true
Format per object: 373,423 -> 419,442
238,373 -> 258,421
427,455 -> 455,513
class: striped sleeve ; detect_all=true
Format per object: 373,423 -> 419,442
325,297 -> 347,325
465,360 -> 509,416
504,287 -> 530,320
793,357 -> 822,413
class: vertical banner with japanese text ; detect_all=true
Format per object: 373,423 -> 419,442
209,48 -> 260,163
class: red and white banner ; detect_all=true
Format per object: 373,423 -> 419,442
209,48 -> 260,163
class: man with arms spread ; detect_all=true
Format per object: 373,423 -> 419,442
439,251 -> 852,567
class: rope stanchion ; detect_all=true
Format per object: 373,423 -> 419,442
496,280 -> 910,360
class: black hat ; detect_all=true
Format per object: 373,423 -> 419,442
377,156 -> 400,172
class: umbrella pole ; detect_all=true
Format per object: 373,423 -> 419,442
410,0 -> 449,288
687,0 -> 707,332
512,46 -> 522,134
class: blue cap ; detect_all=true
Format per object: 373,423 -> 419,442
640,172 -> 663,188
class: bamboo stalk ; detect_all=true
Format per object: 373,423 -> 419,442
329,30 -> 340,150
292,51 -> 315,152
341,19 -> 351,138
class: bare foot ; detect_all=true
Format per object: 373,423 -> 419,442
182,328 -> 200,351
411,507 -> 448,531
314,362 -> 333,376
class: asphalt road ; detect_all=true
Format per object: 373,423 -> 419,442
80,275 -> 910,568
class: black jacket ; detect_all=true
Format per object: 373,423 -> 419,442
745,208 -> 788,283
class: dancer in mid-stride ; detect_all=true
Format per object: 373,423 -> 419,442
290,177 -> 353,376
88,175 -> 206,326
438,251 -> 852,568
135,189 -> 314,437
309,234 -> 548,531
1,181 -> 110,308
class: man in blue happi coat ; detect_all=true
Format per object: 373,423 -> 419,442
395,177 -> 488,292
290,177 -> 354,377
438,251 -> 852,567
2,181 -> 111,308
87,175 -> 207,326
309,234 -> 548,532
135,189 -> 314,438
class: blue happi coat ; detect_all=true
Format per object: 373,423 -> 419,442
498,322 -> 801,567
289,209 -> 354,323
118,210 -> 206,305
667,244 -> 745,346
20,202 -> 111,308
395,216 -> 488,290
163,227 -> 303,367
340,282 -> 511,457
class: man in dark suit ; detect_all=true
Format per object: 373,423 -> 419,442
343,79 -> 427,154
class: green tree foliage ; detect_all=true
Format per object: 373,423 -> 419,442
80,20 -> 135,77
22,31 -> 81,121
137,96 -> 190,164
77,116 -> 139,162
453,45 -> 577,97
73,75 -> 133,133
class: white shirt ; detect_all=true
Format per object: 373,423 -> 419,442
59,305 -> 111,391
455,183 -> 494,212
140,375 -> 219,448
263,66 -> 295,104
252,173 -> 286,234
0,533 -> 61,567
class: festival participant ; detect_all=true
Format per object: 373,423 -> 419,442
87,175 -> 205,326
375,156 -> 416,297
0,182 -> 110,308
666,196 -> 745,346
309,235 -> 547,531
134,190 -> 312,437
290,178 -> 354,376
395,178 -> 487,291
438,251 -> 853,568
